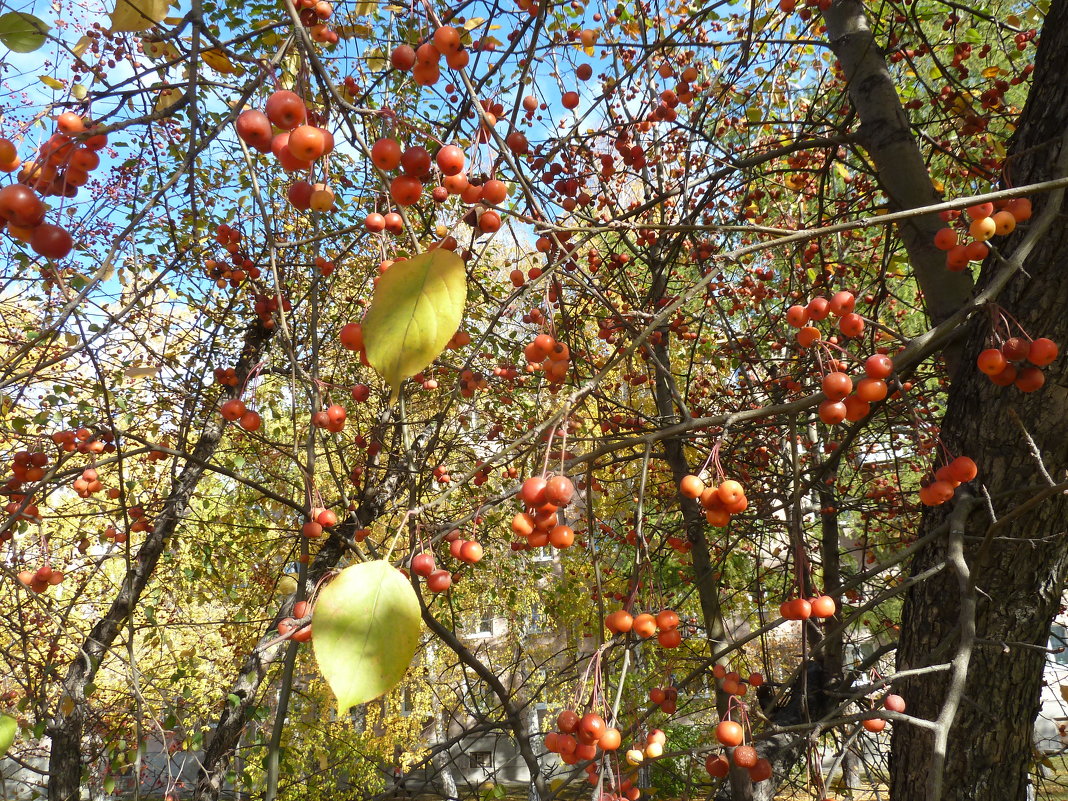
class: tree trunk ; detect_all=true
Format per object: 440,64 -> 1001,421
841,742 -> 861,798
433,711 -> 459,801
891,4 -> 1068,799
46,321 -> 274,801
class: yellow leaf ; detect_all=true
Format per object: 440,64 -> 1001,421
72,35 -> 90,56
464,16 -> 485,29
311,561 -> 422,712
338,23 -> 373,39
124,365 -> 159,380
364,46 -> 386,71
354,0 -> 375,14
38,75 -> 64,90
201,48 -> 239,74
982,66 -> 1001,79
72,83 -> 87,100
142,35 -> 179,61
155,86 -> 183,113
109,0 -> 170,33
362,249 -> 467,403
1059,683 -> 1068,703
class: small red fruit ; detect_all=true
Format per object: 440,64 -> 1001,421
1028,337 -> 1058,366
220,398 -> 246,421
715,720 -> 743,747
976,348 -> 1007,376
632,613 -> 657,638
412,552 -> 435,576
884,694 -> 906,713
543,475 -> 575,506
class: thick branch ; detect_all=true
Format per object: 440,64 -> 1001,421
823,0 -> 973,327
47,321 -> 274,801
191,418 -> 432,801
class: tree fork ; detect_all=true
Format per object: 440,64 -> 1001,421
47,320 -> 275,801
192,418 -> 437,800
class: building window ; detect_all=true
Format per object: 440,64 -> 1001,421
1050,624 -> 1068,665
468,751 -> 492,770
527,606 -> 544,634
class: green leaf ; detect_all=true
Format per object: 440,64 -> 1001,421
0,714 -> 16,757
0,12 -> 49,52
362,249 -> 467,403
312,560 -> 421,714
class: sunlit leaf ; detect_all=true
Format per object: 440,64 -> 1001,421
0,714 -> 15,757
109,0 -> 170,32
362,248 -> 467,402
201,48 -> 240,74
338,23 -> 374,39
364,46 -> 386,71
142,35 -> 180,62
154,86 -> 183,113
38,75 -> 64,90
312,561 -> 421,713
0,12 -> 50,53
124,366 -> 159,380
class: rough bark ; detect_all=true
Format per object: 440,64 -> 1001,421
891,4 -> 1068,799
47,321 -> 274,801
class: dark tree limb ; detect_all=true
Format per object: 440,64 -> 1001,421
191,417 -> 434,800
47,321 -> 275,801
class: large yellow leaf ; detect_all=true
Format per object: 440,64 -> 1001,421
311,561 -> 421,713
110,0 -> 169,32
362,249 -> 467,403
201,48 -> 240,74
